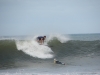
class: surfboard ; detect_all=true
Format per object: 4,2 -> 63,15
54,59 -> 65,65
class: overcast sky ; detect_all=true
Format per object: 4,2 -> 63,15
0,0 -> 100,36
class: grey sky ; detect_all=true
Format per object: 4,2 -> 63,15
0,0 -> 100,36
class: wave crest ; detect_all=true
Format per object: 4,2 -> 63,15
47,34 -> 70,43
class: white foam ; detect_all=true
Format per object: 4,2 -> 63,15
16,38 -> 53,59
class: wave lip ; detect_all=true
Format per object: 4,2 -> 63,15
47,34 -> 70,43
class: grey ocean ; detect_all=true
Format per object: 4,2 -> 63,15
0,34 -> 100,75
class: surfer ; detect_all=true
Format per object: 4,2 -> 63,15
37,36 -> 46,45
54,59 -> 65,65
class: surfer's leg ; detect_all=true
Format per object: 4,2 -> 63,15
37,38 -> 42,44
40,40 -> 42,44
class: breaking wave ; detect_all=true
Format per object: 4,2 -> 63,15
0,34 -> 69,60
0,34 -> 100,69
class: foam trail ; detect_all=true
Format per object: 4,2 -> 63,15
16,39 -> 54,59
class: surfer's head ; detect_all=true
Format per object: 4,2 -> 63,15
54,58 -> 57,61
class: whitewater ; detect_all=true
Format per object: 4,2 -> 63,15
0,34 -> 100,75
15,34 -> 69,59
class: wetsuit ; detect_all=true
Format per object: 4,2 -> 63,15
55,60 -> 65,65
37,36 -> 44,41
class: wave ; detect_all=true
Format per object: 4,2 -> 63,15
0,35 -> 100,59
0,34 -> 100,69
50,40 -> 100,58
16,34 -> 70,59
0,38 -> 100,60
0,34 -> 69,59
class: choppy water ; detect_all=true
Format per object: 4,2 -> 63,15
0,34 -> 100,75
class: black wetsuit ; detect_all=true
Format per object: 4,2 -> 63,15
37,36 -> 44,40
55,60 -> 65,65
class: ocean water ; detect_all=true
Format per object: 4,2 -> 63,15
0,34 -> 100,75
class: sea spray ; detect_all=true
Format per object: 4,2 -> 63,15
47,34 -> 70,43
